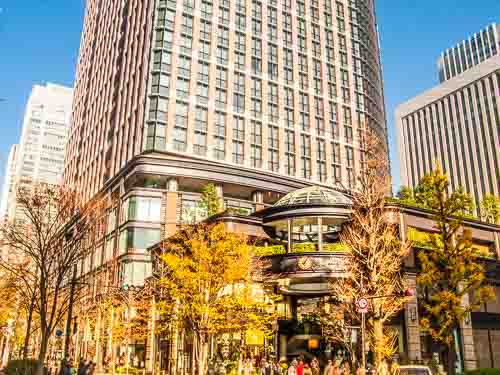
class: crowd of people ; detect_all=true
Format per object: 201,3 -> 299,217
58,357 -> 96,375
239,356 -> 396,375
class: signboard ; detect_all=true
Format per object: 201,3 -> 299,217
357,297 -> 369,313
55,329 -> 64,338
246,329 -> 265,346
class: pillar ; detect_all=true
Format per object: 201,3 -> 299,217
94,310 -> 102,366
279,335 -> 288,361
403,273 -> 422,363
252,191 -> 265,212
147,296 -> 156,372
287,219 -> 292,253
460,293 -> 477,370
317,217 -> 323,252
214,183 -> 224,212
164,178 -> 178,238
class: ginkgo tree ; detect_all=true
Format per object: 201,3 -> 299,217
158,222 -> 276,375
328,132 -> 411,370
415,167 -> 495,375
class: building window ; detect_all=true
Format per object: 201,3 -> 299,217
268,125 -> 279,172
173,102 -> 188,151
214,112 -> 226,160
317,139 -> 327,182
124,196 -> 162,222
122,261 -> 153,287
232,141 -> 244,164
300,134 -> 311,179
194,106 -> 208,156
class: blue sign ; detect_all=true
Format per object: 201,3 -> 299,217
55,329 -> 64,338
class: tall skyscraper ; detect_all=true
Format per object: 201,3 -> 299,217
65,0 -> 388,200
437,23 -> 499,82
396,53 -> 499,217
0,83 -> 73,224
65,0 -> 387,288
0,145 -> 18,221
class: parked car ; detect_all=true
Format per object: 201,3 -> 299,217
394,365 -> 433,375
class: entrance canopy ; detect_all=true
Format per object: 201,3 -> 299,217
255,186 -> 353,247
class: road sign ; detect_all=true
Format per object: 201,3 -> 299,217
357,297 -> 369,313
55,329 -> 64,338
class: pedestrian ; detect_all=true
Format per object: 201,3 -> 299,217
288,360 -> 298,375
272,360 -> 281,375
324,360 -> 333,375
303,364 -> 313,375
297,360 -> 305,375
242,358 -> 254,375
261,359 -> 272,375
311,359 -> 320,375
78,359 -> 88,375
86,362 -> 96,375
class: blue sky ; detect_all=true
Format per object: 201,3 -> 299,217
0,0 -> 498,192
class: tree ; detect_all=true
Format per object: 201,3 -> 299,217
0,184 -> 103,375
158,222 -> 275,375
396,186 -> 415,203
198,184 -> 221,218
480,194 -> 500,224
328,133 -> 410,369
415,167 -> 495,375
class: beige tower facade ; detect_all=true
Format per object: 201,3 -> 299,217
65,0 -> 388,202
396,54 -> 500,217
64,0 -> 388,329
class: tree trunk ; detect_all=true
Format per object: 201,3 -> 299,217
372,319 -> 384,368
23,295 -> 35,359
198,338 -> 209,375
446,343 -> 457,375
36,330 -> 49,375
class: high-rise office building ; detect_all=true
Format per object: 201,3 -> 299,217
396,53 -> 499,217
438,23 -> 499,83
0,145 -> 18,221
65,0 -> 387,288
1,84 -> 73,222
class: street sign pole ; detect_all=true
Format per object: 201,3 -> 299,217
361,311 -> 366,371
359,275 -> 366,372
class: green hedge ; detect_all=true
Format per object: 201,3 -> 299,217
465,369 -> 500,375
5,360 -> 41,375
252,245 -> 286,256
253,242 -> 349,256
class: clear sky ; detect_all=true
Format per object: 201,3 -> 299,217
0,0 -> 498,192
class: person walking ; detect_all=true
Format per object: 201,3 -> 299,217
261,359 -> 272,375
311,359 -> 320,375
324,360 -> 333,375
288,360 -> 298,375
303,364 -> 313,375
297,360 -> 305,375
86,362 -> 95,375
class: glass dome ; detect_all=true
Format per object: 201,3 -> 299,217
274,185 -> 352,207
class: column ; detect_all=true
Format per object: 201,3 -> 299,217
215,183 -> 224,212
287,219 -> 293,253
252,191 -> 265,212
164,178 -> 178,238
279,335 -> 288,362
317,217 -> 323,252
460,292 -> 478,370
403,273 -> 422,363
147,296 -> 156,372
94,310 -> 102,367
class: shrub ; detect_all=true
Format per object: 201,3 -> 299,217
252,245 -> 286,256
465,369 -> 500,375
5,359 -> 40,375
